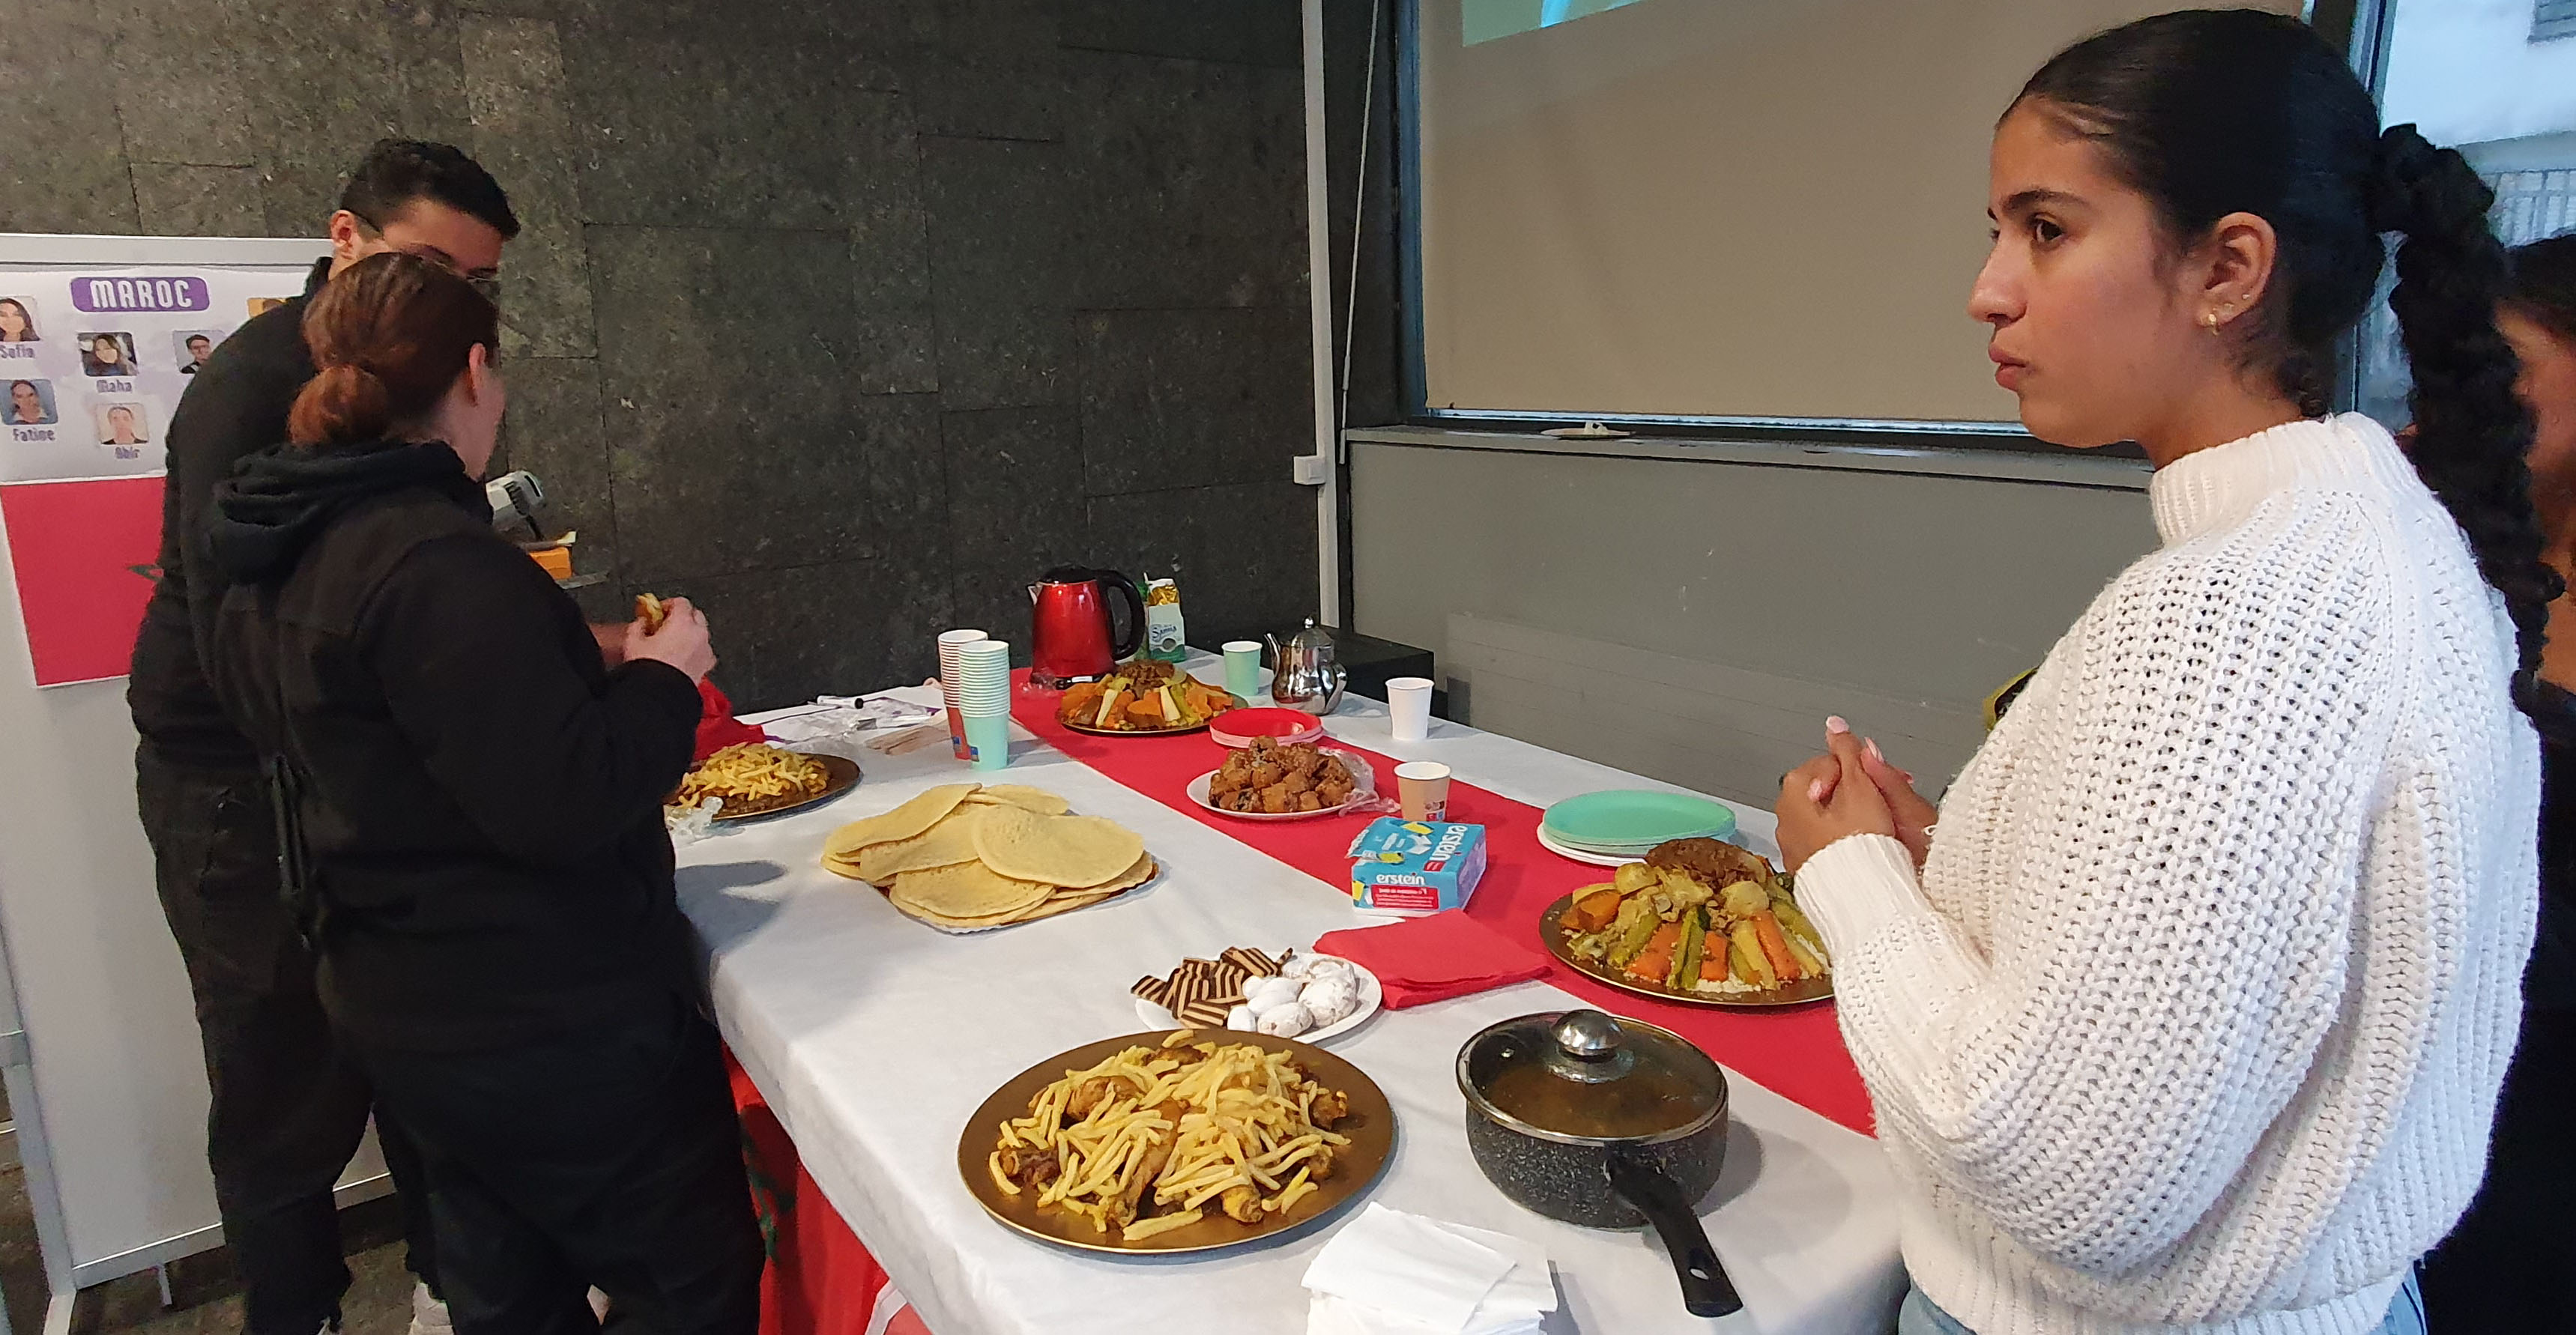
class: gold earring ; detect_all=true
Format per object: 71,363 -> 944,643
2204,310 -> 2222,330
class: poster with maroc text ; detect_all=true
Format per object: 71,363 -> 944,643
1,264 -> 310,482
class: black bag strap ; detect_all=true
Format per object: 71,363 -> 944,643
260,752 -> 321,948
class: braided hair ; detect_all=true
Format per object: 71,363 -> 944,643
2510,232 -> 2576,341
2019,9 -> 2557,715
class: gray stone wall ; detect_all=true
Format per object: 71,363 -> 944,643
1,0 -> 1322,709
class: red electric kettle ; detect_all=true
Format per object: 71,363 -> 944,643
1029,567 -> 1145,688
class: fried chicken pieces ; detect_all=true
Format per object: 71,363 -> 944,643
1208,737 -> 1358,814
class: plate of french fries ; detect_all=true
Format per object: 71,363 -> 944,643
672,742 -> 860,822
958,1029 -> 1394,1254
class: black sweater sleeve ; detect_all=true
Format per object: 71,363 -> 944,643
357,533 -> 701,866
169,322 -> 306,673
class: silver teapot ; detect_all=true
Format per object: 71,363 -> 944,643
1266,619 -> 1346,715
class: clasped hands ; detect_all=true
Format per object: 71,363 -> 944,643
1774,715 -> 1937,873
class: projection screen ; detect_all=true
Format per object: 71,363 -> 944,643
1416,0 -> 2309,425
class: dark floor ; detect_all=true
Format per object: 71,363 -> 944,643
0,1150 -> 417,1335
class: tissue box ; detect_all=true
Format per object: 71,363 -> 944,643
1348,818 -> 1487,915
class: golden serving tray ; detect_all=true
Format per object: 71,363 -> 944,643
1056,687 -> 1246,738
1540,892 -> 1836,1009
957,1029 -> 1394,1255
1059,717 -> 1215,738
707,752 -> 862,823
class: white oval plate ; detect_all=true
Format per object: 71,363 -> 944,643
1185,756 -> 1378,823
1535,825 -> 1648,868
1133,954 -> 1383,1044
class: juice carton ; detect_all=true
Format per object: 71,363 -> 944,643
1347,817 -> 1488,915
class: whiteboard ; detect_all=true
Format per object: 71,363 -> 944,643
0,234 -> 388,1289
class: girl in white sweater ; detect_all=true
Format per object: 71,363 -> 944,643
1774,12 -> 2548,1335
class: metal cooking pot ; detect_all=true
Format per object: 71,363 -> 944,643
1457,1009 -> 1742,1318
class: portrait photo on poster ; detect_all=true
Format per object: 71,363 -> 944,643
94,402 -> 149,446
0,297 -> 38,342
79,331 -> 137,378
173,329 -> 220,374
247,296 -> 289,318
8,379 -> 59,426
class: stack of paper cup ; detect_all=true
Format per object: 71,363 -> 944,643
957,638 -> 1013,772
937,629 -> 988,760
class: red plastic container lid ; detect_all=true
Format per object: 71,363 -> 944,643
1209,706 -> 1326,748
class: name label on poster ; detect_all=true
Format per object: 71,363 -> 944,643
109,446 -> 142,460
0,346 -> 31,361
70,276 -> 211,313
94,378 -> 133,393
11,429 -> 56,443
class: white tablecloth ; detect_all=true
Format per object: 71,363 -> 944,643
677,681 -> 1903,1335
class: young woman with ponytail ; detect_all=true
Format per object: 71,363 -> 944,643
2414,230 -> 2576,1327
202,252 -> 761,1334
1769,11 -> 2542,1334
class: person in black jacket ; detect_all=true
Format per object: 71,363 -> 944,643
127,139 -> 517,1335
2416,231 -> 2576,1329
205,252 -> 761,1335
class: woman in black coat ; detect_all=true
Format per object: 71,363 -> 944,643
202,252 -> 762,1335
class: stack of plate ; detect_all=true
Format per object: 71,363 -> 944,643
1538,790 -> 1738,866
1208,706 -> 1325,749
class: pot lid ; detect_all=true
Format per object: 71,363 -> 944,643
1456,1010 -> 1726,1145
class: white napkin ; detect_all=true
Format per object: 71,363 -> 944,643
1303,1204 -> 1555,1335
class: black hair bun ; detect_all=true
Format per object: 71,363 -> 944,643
2367,124 -> 2493,240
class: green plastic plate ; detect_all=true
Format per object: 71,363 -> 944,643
1540,790 -> 1737,849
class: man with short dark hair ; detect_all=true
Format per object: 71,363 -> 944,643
183,333 -> 214,373
129,139 -> 519,1335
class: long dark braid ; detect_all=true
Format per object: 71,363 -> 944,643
2371,130 -> 2558,711
2019,10 -> 2557,716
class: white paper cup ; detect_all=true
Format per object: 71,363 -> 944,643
937,629 -> 989,758
1394,760 -> 1451,822
958,641 -> 1012,715
1385,676 -> 1433,742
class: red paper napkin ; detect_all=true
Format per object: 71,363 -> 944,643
1315,912 -> 1552,1009
695,679 -> 767,762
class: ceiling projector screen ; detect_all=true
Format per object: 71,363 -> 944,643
1413,0 -> 2306,425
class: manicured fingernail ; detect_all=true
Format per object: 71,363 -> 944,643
1864,738 -> 1884,764
1825,715 -> 1851,736
1899,769 -> 1915,785
1806,778 -> 1830,803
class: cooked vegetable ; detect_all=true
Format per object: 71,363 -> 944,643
1627,921 -> 1683,984
1750,911 -> 1798,982
1558,838 -> 1828,995
1729,921 -> 1776,988
1770,895 -> 1824,951
1672,908 -> 1707,989
1573,886 -> 1624,931
1606,898 -> 1660,968
1783,932 -> 1827,980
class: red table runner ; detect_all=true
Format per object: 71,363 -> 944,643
1012,673 -> 1874,1134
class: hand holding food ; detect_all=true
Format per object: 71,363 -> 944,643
629,593 -> 716,682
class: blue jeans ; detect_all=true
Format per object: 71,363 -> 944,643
1897,1272 -> 2428,1335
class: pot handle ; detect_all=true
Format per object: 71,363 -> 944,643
1605,1148 -> 1743,1319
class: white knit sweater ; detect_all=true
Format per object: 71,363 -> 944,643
1797,415 -> 2539,1335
